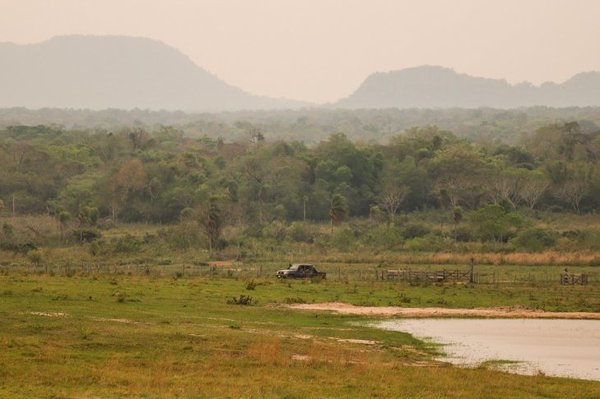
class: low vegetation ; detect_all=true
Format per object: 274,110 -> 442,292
1,274 -> 600,398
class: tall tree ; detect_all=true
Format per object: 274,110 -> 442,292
199,196 -> 222,255
109,160 -> 147,222
431,145 -> 491,209
329,194 -> 348,231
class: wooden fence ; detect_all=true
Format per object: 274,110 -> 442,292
561,272 -> 588,285
385,268 -> 474,283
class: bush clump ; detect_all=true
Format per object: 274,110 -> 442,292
71,229 -> 101,243
287,222 -> 317,243
227,295 -> 253,305
283,297 -> 306,304
328,228 -> 357,251
511,228 -> 556,252
364,225 -> 403,249
111,234 -> 143,253
401,223 -> 430,240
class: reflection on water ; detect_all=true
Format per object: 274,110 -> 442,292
376,318 -> 600,380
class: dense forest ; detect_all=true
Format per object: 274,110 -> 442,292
1,119 -> 600,255
2,106 -> 600,145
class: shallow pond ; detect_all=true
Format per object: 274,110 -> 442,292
376,318 -> 600,380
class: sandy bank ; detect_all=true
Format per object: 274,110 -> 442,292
287,302 -> 600,319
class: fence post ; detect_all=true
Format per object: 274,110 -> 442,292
469,258 -> 474,283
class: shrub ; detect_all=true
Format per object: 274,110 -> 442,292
0,242 -> 37,254
158,226 -> 202,250
227,295 -> 253,305
27,249 -> 43,266
561,230 -> 600,250
328,228 -> 356,251
363,225 -> 403,250
2,222 -> 14,239
555,237 -> 576,251
451,226 -> 472,242
401,223 -> 430,240
287,222 -> 316,243
111,234 -> 143,253
469,204 -> 525,242
283,297 -> 306,304
243,223 -> 264,239
88,241 -> 103,256
404,234 -> 444,252
215,238 -> 228,250
581,231 -> 600,251
71,229 -> 101,243
398,293 -> 411,304
511,228 -> 556,252
262,221 -> 287,243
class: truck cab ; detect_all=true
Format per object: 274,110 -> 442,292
276,263 -> 326,279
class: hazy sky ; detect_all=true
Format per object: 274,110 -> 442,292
2,0 -> 600,103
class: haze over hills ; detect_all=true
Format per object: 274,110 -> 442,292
336,66 -> 600,109
1,35 -> 600,111
0,35 -> 307,111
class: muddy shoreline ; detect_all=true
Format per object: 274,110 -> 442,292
287,302 -> 600,319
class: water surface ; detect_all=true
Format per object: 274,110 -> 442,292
376,319 -> 600,380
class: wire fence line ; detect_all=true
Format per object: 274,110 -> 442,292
1,260 -> 597,285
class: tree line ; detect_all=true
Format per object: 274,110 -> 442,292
1,121 -> 600,230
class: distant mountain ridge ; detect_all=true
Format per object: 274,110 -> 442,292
336,66 -> 600,109
1,36 -> 600,110
0,35 -> 307,111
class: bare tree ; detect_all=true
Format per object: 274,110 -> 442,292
377,187 -> 408,223
489,173 -> 522,209
555,180 -> 587,213
518,175 -> 550,209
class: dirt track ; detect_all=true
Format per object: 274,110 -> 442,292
288,302 -> 600,319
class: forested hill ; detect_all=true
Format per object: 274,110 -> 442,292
336,66 -> 600,109
0,35 -> 306,111
2,107 -> 600,145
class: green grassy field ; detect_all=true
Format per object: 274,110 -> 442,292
1,273 -> 600,398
